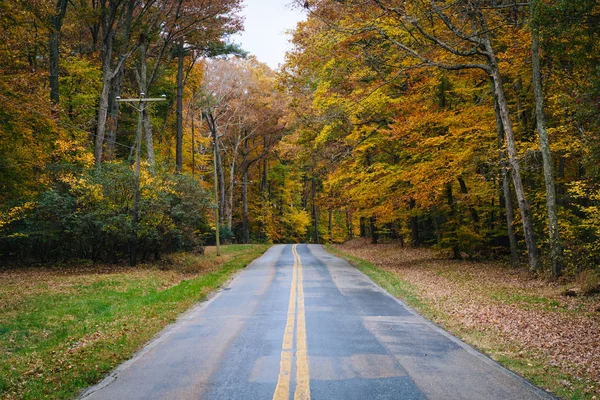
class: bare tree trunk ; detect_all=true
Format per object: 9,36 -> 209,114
106,67 -> 125,159
191,109 -> 196,177
242,168 -> 249,243
95,0 -> 135,169
176,41 -> 184,172
492,80 -> 520,265
503,171 -> 519,264
359,216 -> 366,238
487,41 -> 540,271
95,69 -> 112,168
227,155 -> 236,229
328,209 -> 333,242
531,0 -> 563,277
311,175 -> 319,243
143,109 -> 155,170
557,157 -> 565,206
261,136 -> 268,192
217,139 -> 225,225
137,38 -> 155,171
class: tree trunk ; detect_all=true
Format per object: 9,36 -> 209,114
531,1 -> 563,277
191,110 -> 196,177
176,41 -> 184,173
311,176 -> 319,243
457,176 -> 480,225
217,139 -> 226,225
487,44 -> 540,271
242,168 -> 249,243
106,67 -> 125,160
95,0 -> 134,169
261,136 -> 268,192
346,209 -> 353,240
446,182 -> 460,259
227,154 -> 236,229
328,209 -> 333,242
95,69 -> 112,168
558,157 -> 565,206
370,215 -> 378,244
138,38 -> 155,171
398,221 -> 405,248
409,198 -> 419,247
359,216 -> 366,238
492,80 -> 519,265
143,108 -> 155,170
49,0 -> 68,106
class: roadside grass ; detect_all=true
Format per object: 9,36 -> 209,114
0,244 -> 269,400
326,241 -> 600,400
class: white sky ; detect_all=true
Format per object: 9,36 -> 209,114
231,0 -> 307,70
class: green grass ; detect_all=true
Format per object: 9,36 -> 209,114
0,244 -> 269,400
489,291 -> 563,311
325,244 -> 596,400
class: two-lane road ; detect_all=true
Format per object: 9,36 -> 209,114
81,244 -> 554,400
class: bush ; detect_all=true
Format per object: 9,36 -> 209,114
0,162 -> 212,263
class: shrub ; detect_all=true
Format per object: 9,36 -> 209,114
0,162 -> 212,263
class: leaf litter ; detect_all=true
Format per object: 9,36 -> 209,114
334,239 -> 600,398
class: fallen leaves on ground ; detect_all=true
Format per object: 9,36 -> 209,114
335,239 -> 600,397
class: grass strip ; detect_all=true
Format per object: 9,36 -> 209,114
324,244 -> 434,317
325,244 -> 592,400
0,244 -> 269,400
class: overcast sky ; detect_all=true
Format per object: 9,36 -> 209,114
231,0 -> 307,70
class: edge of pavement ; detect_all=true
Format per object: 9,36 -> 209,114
77,244 -> 280,400
313,244 -> 558,400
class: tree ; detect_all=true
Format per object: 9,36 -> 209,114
49,0 -> 69,106
298,0 -> 541,269
530,0 -> 563,277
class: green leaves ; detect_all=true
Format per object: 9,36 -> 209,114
0,162 -> 211,263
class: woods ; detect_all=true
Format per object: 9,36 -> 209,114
1,0 -> 600,278
277,0 -> 600,278
0,0 -> 293,263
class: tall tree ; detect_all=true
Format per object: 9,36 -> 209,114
298,0 -> 541,270
49,0 -> 69,106
530,0 -> 563,277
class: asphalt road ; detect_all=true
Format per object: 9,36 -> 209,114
80,244 -> 555,400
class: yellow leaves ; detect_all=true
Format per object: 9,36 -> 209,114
0,202 -> 36,230
287,208 -> 311,239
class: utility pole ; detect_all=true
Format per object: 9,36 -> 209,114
213,130 -> 221,256
116,93 -> 166,266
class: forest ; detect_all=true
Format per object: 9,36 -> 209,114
1,0 -> 600,280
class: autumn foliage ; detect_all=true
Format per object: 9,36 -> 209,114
278,0 -> 600,277
1,0 -> 600,278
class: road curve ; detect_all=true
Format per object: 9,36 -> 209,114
80,244 -> 555,400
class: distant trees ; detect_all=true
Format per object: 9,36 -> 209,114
196,58 -> 290,242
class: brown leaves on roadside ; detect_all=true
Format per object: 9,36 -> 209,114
335,239 -> 600,395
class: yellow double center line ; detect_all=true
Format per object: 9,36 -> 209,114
273,244 -> 310,400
